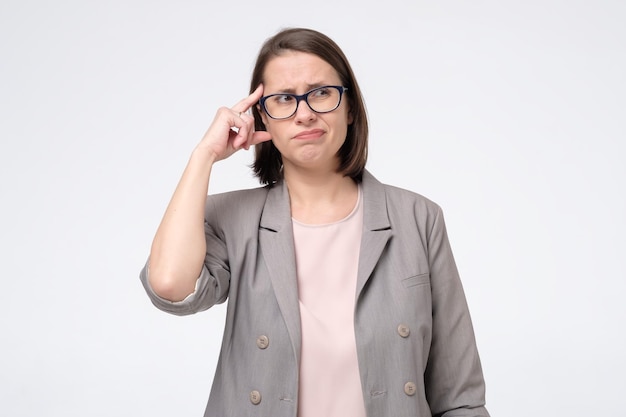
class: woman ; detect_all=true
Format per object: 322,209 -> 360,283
140,28 -> 490,417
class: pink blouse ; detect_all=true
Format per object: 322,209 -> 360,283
292,187 -> 366,417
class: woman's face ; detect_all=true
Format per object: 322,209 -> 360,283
259,51 -> 352,175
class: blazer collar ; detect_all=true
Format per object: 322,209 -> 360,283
361,170 -> 391,232
259,169 -> 391,231
259,178 -> 291,232
357,171 -> 392,297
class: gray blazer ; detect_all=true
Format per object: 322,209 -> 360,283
140,171 -> 489,417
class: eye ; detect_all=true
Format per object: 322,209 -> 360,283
270,94 -> 294,105
310,87 -> 332,98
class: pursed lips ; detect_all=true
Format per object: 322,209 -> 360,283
292,129 -> 325,140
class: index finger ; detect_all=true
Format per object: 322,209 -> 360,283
231,84 -> 264,114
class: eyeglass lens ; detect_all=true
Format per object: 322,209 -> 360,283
264,86 -> 342,119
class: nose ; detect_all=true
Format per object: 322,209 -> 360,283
293,97 -> 316,122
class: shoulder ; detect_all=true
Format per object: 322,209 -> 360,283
383,183 -> 440,211
207,185 -> 270,208
204,185 -> 271,227
363,171 -> 442,219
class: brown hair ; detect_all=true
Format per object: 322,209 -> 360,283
250,28 -> 368,184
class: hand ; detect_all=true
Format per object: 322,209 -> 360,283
195,84 -> 272,162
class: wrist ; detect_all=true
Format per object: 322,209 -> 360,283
190,146 -> 219,166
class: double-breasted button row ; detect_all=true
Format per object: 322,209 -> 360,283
397,325 -> 415,396
256,335 -> 269,349
397,324 -> 410,338
250,390 -> 262,405
397,324 -> 416,396
250,336 -> 268,405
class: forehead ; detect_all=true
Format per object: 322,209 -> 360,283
263,51 -> 342,93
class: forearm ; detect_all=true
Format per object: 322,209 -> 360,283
145,86 -> 270,302
148,148 -> 217,301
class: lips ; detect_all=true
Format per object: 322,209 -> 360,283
293,129 -> 325,140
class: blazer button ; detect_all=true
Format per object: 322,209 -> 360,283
256,335 -> 269,349
404,382 -> 417,396
397,324 -> 410,338
250,390 -> 262,405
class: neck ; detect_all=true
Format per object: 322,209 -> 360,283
284,165 -> 358,224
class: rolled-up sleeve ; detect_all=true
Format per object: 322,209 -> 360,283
139,196 -> 231,316
139,259 -> 229,316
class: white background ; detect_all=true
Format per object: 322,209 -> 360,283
1,0 -> 624,416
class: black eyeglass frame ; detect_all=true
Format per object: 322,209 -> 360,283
258,85 -> 349,120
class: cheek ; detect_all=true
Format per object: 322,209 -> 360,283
264,121 -> 287,145
265,122 -> 278,137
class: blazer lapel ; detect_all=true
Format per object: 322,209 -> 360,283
259,181 -> 302,365
257,172 -> 391,359
356,171 -> 392,299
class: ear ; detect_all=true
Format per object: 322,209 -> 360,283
257,104 -> 269,127
346,103 -> 354,125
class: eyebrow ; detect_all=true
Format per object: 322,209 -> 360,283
270,82 -> 329,94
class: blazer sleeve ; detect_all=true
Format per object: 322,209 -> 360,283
139,196 -> 231,316
424,207 -> 490,417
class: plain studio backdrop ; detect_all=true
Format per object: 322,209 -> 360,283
1,1 -> 624,416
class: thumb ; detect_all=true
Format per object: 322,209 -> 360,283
251,131 -> 272,145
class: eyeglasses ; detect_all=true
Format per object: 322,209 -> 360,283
259,85 -> 348,120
